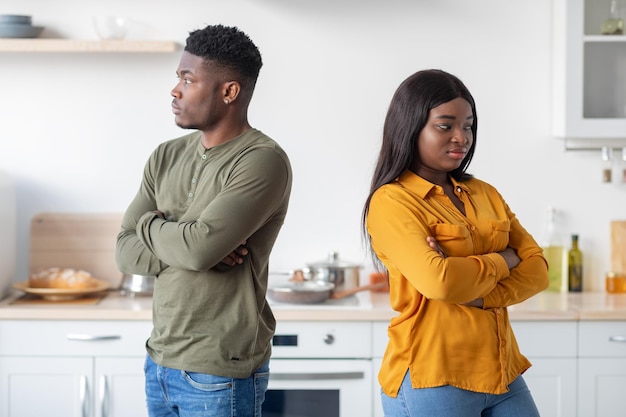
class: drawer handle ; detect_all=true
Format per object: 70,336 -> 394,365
100,374 -> 110,417
66,333 -> 122,341
270,372 -> 364,381
79,375 -> 90,417
609,336 -> 626,343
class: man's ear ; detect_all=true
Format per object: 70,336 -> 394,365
223,81 -> 241,104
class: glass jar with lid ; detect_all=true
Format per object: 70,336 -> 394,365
606,272 -> 626,293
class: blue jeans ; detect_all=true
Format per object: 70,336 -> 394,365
381,371 -> 540,417
144,355 -> 270,417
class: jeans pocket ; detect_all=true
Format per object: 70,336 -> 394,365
182,370 -> 233,391
254,370 -> 270,417
254,370 -> 269,394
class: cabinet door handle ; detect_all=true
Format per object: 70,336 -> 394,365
269,371 -> 364,381
79,375 -> 90,417
99,374 -> 110,417
609,335 -> 626,343
66,333 -> 122,341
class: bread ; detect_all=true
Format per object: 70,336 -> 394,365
29,267 -> 99,289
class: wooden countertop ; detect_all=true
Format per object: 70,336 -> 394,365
1,289 -> 626,321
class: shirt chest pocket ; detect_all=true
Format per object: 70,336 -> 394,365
487,219 -> 511,251
429,223 -> 473,256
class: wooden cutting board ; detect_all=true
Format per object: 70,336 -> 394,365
29,212 -> 125,288
611,221 -> 626,274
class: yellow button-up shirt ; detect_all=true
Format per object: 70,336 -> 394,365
367,171 -> 549,397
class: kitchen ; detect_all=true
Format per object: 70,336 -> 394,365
0,0 -> 626,416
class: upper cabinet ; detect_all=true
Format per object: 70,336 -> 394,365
553,0 -> 626,142
0,39 -> 179,53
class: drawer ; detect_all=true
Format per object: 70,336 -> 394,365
372,321 -> 388,358
579,321 -> 626,357
0,320 -> 151,356
272,321 -> 372,358
511,321 -> 577,357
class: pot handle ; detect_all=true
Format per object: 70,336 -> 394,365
270,269 -> 312,282
329,283 -> 386,299
289,269 -> 306,282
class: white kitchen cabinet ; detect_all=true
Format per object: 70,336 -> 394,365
0,320 -> 150,417
553,0 -> 626,140
578,321 -> 626,417
95,357 -> 146,417
513,321 -> 578,417
521,358 -> 578,417
0,356 -> 145,417
0,356 -> 92,417
372,322 -> 387,417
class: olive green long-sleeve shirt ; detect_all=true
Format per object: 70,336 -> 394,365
116,128 -> 292,378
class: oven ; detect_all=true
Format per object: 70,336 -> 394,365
263,318 -> 373,417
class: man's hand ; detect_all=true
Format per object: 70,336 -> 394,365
219,241 -> 249,266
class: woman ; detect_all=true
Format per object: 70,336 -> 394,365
362,69 -> 549,417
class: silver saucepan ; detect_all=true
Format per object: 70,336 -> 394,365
303,251 -> 361,291
119,273 -> 155,297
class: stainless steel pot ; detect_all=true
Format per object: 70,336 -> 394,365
304,251 -> 361,291
119,274 -> 155,297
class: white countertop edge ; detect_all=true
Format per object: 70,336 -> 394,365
1,290 -> 626,322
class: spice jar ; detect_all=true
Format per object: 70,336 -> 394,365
606,272 -> 626,294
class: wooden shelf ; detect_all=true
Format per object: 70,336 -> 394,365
0,39 -> 180,53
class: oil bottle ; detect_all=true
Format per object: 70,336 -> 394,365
568,234 -> 583,292
541,207 -> 566,292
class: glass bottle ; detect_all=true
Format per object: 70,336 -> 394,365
568,234 -> 583,292
601,0 -> 624,35
541,207 -> 566,292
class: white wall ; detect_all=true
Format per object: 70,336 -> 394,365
1,0 -> 624,291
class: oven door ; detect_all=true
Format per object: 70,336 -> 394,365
263,358 -> 372,417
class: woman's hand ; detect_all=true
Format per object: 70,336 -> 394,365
463,298 -> 484,308
499,247 -> 521,270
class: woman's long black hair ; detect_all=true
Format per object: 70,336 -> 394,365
361,69 -> 478,268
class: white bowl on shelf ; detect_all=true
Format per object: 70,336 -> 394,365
93,16 -> 128,40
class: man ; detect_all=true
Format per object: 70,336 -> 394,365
115,24 -> 292,417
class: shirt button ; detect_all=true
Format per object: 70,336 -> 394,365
188,192 -> 193,198
191,178 -> 197,184
201,154 -> 207,160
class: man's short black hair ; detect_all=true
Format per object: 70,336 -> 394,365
185,24 -> 262,90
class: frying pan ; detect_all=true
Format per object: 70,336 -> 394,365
267,281 -> 385,304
